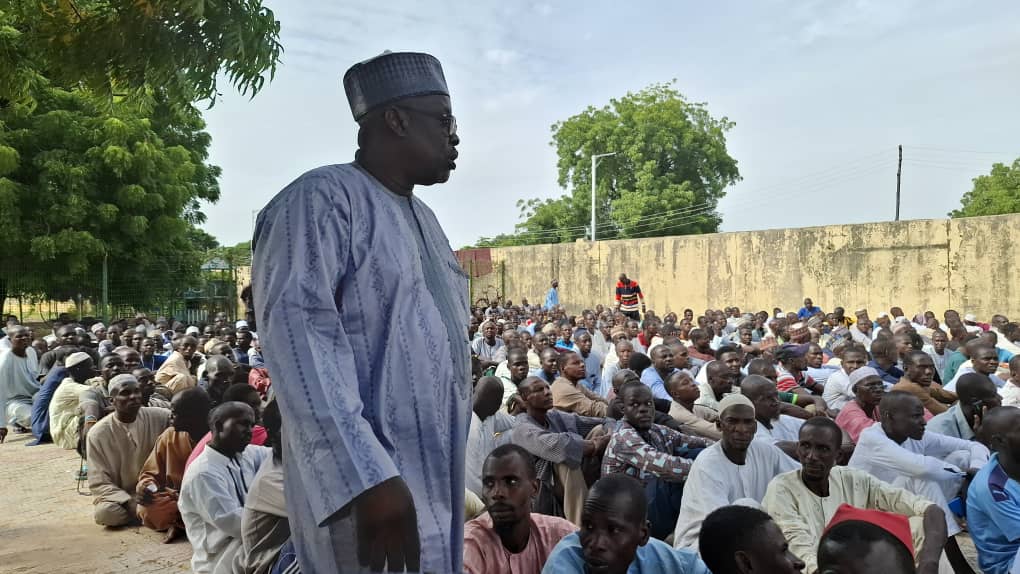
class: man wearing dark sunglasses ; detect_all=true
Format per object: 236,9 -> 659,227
253,51 -> 469,573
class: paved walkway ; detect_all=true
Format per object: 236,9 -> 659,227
0,431 -> 192,573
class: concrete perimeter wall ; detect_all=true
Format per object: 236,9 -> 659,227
466,214 -> 1020,319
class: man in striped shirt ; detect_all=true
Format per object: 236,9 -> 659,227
615,273 -> 646,320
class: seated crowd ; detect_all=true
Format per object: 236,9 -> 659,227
3,295 -> 1020,573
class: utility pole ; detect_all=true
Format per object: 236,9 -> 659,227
590,152 -> 616,241
895,144 -> 902,221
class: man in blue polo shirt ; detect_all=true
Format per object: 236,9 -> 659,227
968,406 -> 1020,574
797,298 -> 822,320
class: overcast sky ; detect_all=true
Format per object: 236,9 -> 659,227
200,0 -> 1020,249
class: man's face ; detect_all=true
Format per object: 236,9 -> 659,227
118,349 -> 141,371
893,336 -> 912,357
532,333 -> 549,352
101,355 -> 127,380
8,328 -> 31,353
579,494 -> 647,574
974,348 -> 999,375
719,405 -> 757,453
806,346 -> 824,369
508,354 -> 530,383
482,323 -> 497,340
751,386 -> 781,421
394,94 -> 459,185
798,425 -> 838,484
179,342 -> 197,360
932,332 -> 948,353
577,334 -> 593,355
522,379 -> 554,411
58,328 -> 76,346
993,315 -> 1010,331
108,327 -> 121,343
889,399 -> 927,441
667,373 -> 700,404
626,321 -> 640,339
217,408 -> 255,452
209,364 -> 235,389
541,352 -> 558,376
746,521 -> 807,574
112,381 -> 144,419
876,316 -> 891,329
670,345 -> 689,369
740,329 -> 753,345
562,353 -> 586,381
804,298 -> 813,309
621,385 -> 655,431
842,351 -> 867,375
719,351 -> 742,376
94,327 -> 107,341
652,347 -> 674,373
220,330 -> 237,347
644,322 -> 659,339
616,343 -> 634,369
560,325 -> 573,342
906,355 -> 936,385
482,454 -> 536,531
856,311 -> 870,325
237,332 -> 253,349
855,377 -> 886,407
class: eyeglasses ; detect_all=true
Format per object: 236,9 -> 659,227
396,106 -> 457,137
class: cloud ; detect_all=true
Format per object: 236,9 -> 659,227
481,85 -> 544,112
484,48 -> 522,66
534,2 -> 553,16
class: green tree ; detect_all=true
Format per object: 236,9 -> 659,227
0,86 -> 219,308
949,158 -> 1020,218
1,1 -> 282,107
472,82 -> 740,247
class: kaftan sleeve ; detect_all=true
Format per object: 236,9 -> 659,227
188,471 -> 244,539
252,171 -> 399,527
510,421 -> 585,467
86,428 -> 132,505
762,473 -> 821,574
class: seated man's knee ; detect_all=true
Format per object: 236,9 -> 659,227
94,501 -> 131,526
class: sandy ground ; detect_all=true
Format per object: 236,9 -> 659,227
0,431 -> 192,573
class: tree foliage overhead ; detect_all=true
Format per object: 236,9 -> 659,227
473,82 -> 740,247
0,87 -> 220,303
949,158 -> 1020,218
0,1 -> 283,312
2,0 -> 283,107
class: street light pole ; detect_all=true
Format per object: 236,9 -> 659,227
591,152 -> 616,241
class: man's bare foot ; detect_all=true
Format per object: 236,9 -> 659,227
162,525 -> 184,544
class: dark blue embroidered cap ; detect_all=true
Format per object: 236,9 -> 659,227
343,51 -> 449,121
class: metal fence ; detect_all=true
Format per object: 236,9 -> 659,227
0,257 -> 244,329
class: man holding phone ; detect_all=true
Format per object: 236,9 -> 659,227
927,372 -> 1002,442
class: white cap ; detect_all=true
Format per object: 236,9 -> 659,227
876,312 -> 889,319
185,326 -> 201,335
235,320 -> 249,329
65,351 -> 91,369
90,322 -> 106,333
965,313 -> 977,322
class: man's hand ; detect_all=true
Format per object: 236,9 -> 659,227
136,486 -> 156,507
0,427 -> 7,443
354,477 -> 421,573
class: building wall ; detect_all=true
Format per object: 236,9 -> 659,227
471,213 -> 1020,319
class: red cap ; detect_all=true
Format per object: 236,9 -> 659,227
823,503 -> 914,558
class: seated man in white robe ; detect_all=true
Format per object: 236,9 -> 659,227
741,375 -> 804,460
465,377 -> 514,498
763,417 -> 948,574
0,325 -> 40,441
86,374 -> 171,526
849,390 -> 989,572
179,401 -> 271,573
672,394 -> 800,549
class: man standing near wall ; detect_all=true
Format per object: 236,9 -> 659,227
545,279 -> 559,310
615,273 -> 645,320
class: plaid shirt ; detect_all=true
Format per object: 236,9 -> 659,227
601,421 -> 713,482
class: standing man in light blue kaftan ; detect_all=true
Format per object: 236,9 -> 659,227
252,51 -> 470,573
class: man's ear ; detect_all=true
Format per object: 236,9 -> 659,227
383,107 -> 408,137
638,519 -> 650,547
734,550 -> 753,573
